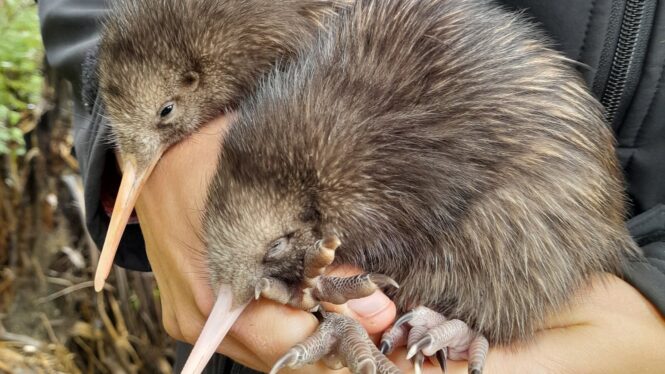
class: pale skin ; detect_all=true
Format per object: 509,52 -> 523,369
133,115 -> 665,373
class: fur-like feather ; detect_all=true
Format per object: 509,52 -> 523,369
97,0 -> 349,167
204,0 -> 642,345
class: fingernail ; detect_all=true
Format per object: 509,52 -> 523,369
347,291 -> 392,318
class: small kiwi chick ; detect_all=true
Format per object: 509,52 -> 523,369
195,0 -> 643,373
92,0 -> 350,292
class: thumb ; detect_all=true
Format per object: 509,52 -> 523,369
321,266 -> 397,336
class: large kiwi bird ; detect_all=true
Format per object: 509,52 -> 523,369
190,0 -> 642,373
91,0 -> 350,293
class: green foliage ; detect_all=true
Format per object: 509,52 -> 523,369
0,0 -> 43,156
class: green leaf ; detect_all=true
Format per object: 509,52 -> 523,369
0,0 -> 42,107
8,110 -> 20,126
9,126 -> 23,139
130,294 -> 141,311
14,146 -> 26,156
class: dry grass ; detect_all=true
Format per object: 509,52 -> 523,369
0,65 -> 175,373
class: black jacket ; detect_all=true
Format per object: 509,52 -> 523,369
39,0 -> 665,372
501,0 -> 665,315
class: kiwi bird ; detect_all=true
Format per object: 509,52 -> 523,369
92,0 -> 350,294
192,0 -> 642,373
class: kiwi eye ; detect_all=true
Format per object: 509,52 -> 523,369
265,233 -> 293,260
159,102 -> 175,118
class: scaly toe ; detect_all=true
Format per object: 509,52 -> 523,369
379,321 -> 409,356
356,359 -> 377,374
392,307 -> 486,374
313,273 -> 397,305
303,236 -> 339,280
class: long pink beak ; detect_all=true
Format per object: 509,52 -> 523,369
181,285 -> 249,374
94,152 -> 163,292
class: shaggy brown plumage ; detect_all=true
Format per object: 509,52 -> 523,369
89,0 -> 352,310
204,0 -> 641,347
97,0 -> 348,168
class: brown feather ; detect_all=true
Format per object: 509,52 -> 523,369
97,0 -> 348,167
204,0 -> 642,345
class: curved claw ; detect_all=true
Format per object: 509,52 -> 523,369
436,349 -> 447,373
406,335 -> 432,360
269,350 -> 299,374
468,335 -> 488,374
379,340 -> 391,355
369,274 -> 400,289
255,278 -> 269,300
256,277 -> 291,304
394,311 -> 415,329
304,238 -> 338,280
321,235 -> 341,250
413,352 -> 425,374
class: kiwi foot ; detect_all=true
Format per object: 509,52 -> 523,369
255,235 -> 399,310
270,312 -> 401,374
381,306 -> 489,374
257,235 -> 400,373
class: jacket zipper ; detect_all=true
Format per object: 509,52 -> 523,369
600,0 -> 647,124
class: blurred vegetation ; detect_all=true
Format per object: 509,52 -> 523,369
0,0 -> 43,157
0,1 -> 174,373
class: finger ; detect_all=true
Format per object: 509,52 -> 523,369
228,299 -> 353,373
160,292 -> 265,372
226,299 -> 320,369
320,265 -> 397,335
162,291 -> 265,371
322,289 -> 397,336
313,273 -> 398,304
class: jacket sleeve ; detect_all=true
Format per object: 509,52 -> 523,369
624,205 -> 665,314
38,0 -> 151,271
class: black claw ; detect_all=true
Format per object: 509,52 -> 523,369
436,349 -> 447,373
394,311 -> 414,329
379,341 -> 390,355
469,370 -> 481,374
369,274 -> 400,289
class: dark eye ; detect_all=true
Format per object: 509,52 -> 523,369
265,233 -> 294,260
160,103 -> 174,118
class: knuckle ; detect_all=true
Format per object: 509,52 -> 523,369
180,325 -> 201,345
162,317 -> 183,342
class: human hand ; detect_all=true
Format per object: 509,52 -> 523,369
133,115 -> 398,373
386,274 -> 665,374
